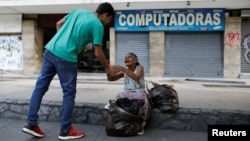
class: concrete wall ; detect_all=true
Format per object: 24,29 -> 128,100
149,32 -> 165,77
109,28 -> 116,66
22,20 -> 43,75
224,17 -> 242,78
0,14 -> 22,33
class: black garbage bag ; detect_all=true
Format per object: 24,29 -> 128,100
147,81 -> 179,113
116,98 -> 143,115
105,100 -> 142,136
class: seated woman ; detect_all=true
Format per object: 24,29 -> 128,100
106,52 -> 150,135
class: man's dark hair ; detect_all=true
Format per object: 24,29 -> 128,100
96,2 -> 115,18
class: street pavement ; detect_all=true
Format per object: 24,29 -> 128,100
0,118 -> 207,141
0,71 -> 250,141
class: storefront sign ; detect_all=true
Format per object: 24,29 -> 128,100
115,9 -> 225,31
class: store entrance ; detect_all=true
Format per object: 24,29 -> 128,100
38,14 -> 110,73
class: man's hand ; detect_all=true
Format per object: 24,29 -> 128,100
111,65 -> 122,74
105,65 -> 114,76
106,65 -> 124,81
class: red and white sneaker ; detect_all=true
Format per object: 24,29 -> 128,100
58,126 -> 85,140
22,123 -> 45,137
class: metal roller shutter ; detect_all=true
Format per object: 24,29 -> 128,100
241,20 -> 250,73
116,32 -> 149,75
165,32 -> 223,77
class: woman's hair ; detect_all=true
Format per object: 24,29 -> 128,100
95,2 -> 115,18
128,52 -> 140,66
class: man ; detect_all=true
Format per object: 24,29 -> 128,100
22,2 -> 114,140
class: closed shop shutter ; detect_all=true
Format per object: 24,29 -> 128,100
116,32 -> 149,75
241,19 -> 250,73
165,32 -> 223,77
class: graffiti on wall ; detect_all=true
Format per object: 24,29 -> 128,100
242,34 -> 250,64
0,35 -> 23,70
225,32 -> 241,48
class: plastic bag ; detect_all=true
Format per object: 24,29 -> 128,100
146,81 -> 179,113
116,98 -> 143,115
105,100 -> 142,136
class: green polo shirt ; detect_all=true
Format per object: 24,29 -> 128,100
45,9 -> 104,62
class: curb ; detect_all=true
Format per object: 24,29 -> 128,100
202,84 -> 250,88
1,98 -> 249,132
185,78 -> 246,84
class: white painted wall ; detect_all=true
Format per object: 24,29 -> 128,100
0,0 -> 249,14
0,14 -> 22,33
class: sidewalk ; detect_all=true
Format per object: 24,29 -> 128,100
1,71 -> 249,111
0,71 -> 249,141
0,118 -> 207,141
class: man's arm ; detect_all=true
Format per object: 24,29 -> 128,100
93,45 -> 113,75
107,66 -> 124,81
56,18 -> 65,31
